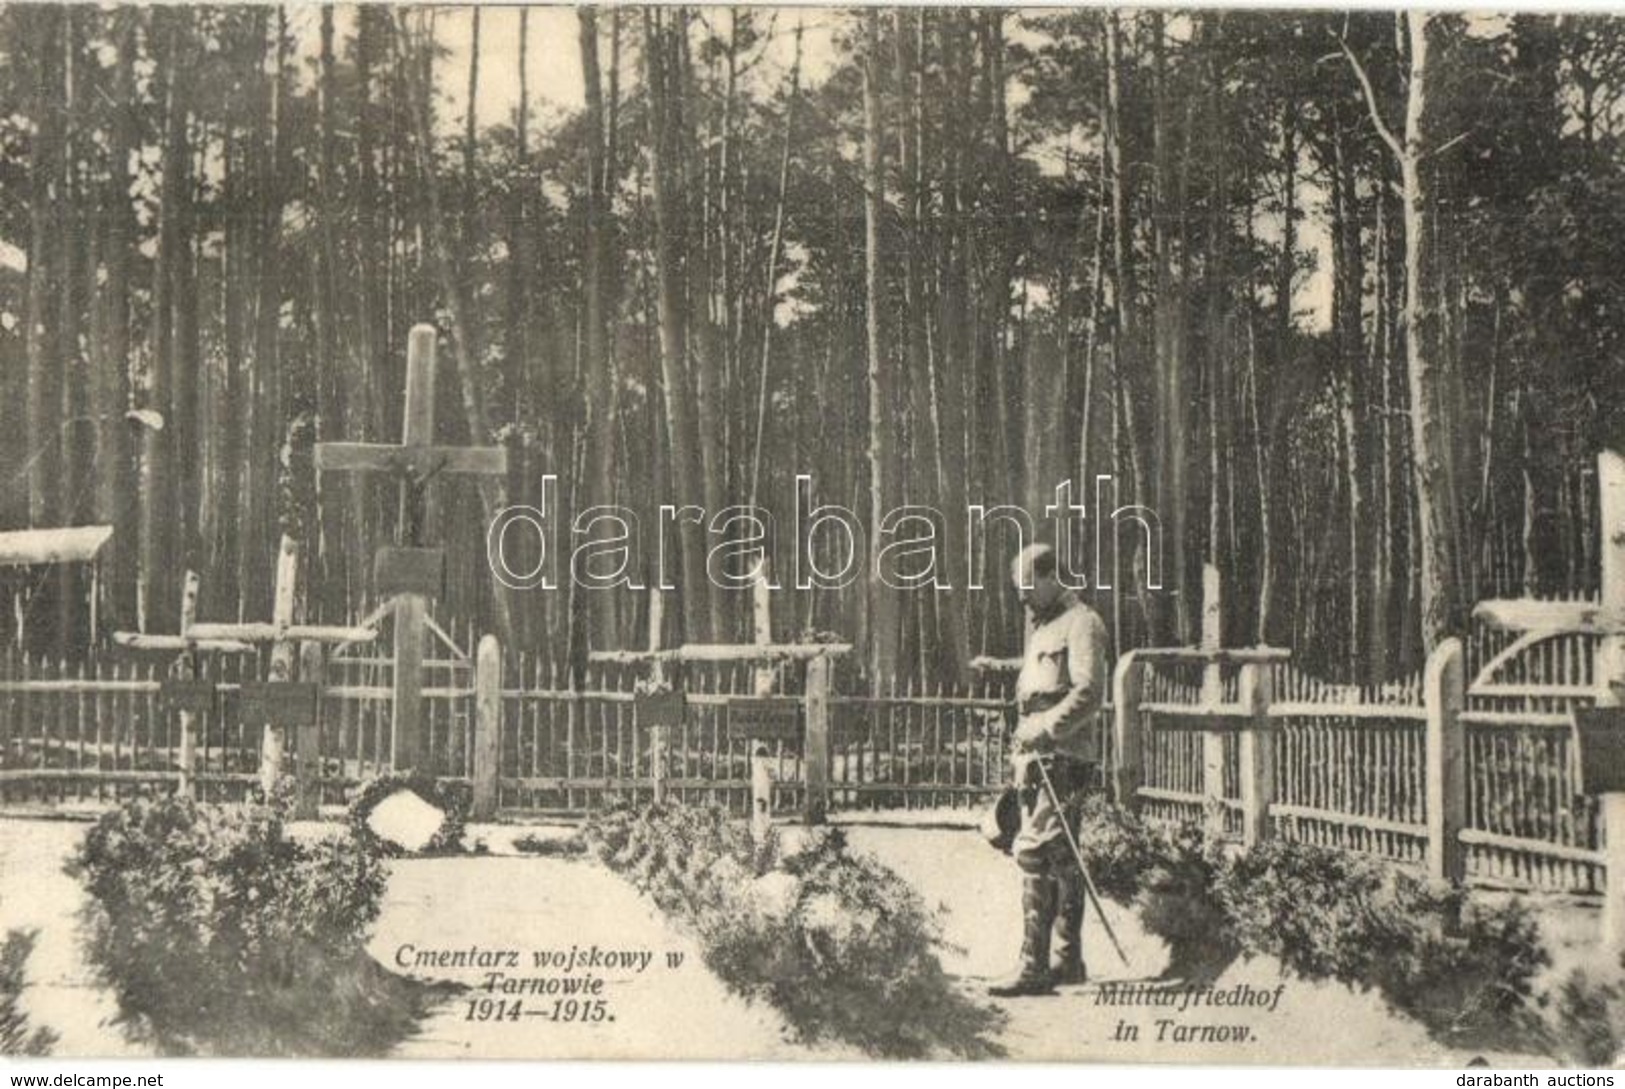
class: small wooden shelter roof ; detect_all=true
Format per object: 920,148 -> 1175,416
0,526 -> 114,567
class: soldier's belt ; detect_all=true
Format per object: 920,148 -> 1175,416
1019,690 -> 1068,716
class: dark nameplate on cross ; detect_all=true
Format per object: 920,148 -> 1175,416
636,689 -> 687,729
728,699 -> 801,742
159,678 -> 217,716
239,682 -> 320,729
374,546 -> 446,599
1148,705 -> 1274,733
1575,708 -> 1625,796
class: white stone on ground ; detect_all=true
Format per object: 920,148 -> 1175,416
366,789 -> 447,853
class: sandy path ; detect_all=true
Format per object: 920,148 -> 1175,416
0,819 -> 835,1060
373,849 -> 838,1059
0,820 -> 144,1056
0,817 -> 1575,1062
842,824 -> 1551,1065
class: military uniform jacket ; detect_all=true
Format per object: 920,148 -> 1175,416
1013,595 -> 1109,762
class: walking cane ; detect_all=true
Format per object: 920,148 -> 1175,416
1033,756 -> 1132,970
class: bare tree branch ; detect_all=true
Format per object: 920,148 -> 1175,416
1337,32 -> 1405,161
1424,128 -> 1474,161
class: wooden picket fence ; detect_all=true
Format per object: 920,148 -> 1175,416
458,656 -> 1018,817
0,601 -> 1609,896
1131,657 -> 1431,861
1461,593 -> 1603,893
0,645 -> 1019,817
1124,609 -> 1606,895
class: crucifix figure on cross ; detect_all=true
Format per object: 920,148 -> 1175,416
1474,448 -> 1625,957
315,324 -> 507,774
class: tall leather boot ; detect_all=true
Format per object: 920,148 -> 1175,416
1052,868 -> 1086,984
988,872 -> 1059,997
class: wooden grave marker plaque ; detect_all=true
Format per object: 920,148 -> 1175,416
374,546 -> 446,599
159,678 -> 218,716
238,682 -> 320,729
1575,707 -> 1625,797
728,698 -> 801,743
636,689 -> 687,729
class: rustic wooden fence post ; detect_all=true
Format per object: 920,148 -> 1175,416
176,571 -> 200,801
473,634 -> 502,821
1424,636 -> 1466,884
1594,448 -> 1625,955
751,564 -> 774,840
650,720 -> 668,805
647,588 -> 667,805
804,654 -> 832,825
1199,566 -> 1226,839
750,748 -> 773,842
294,640 -> 325,819
1236,661 -> 1275,846
1111,651 -> 1144,807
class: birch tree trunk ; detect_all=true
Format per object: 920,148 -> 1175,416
1343,12 -> 1463,654
1399,13 -> 1462,650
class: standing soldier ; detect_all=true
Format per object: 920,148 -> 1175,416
988,542 -> 1109,997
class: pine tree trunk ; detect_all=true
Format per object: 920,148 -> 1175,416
243,7 -> 287,621
863,10 -> 901,682
24,8 -> 63,545
577,9 -> 622,648
404,11 -> 516,649
99,8 -> 139,632
643,9 -> 711,644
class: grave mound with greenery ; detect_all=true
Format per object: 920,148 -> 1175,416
1,918 -> 55,1056
70,795 -> 449,1057
583,803 -> 1005,1058
1073,796 -> 1625,1060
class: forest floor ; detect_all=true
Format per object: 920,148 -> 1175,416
0,817 -> 1582,1063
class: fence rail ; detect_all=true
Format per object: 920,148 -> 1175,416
0,647 -> 1018,817
1123,626 -> 1605,894
0,604 -> 1614,896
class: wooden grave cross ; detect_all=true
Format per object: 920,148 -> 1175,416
1473,448 -> 1625,957
181,536 -> 377,798
314,324 -> 507,773
112,569 -> 258,799
1131,565 -> 1289,844
592,564 -> 847,835
632,589 -> 685,806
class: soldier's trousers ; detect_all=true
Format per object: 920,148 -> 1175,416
1010,754 -> 1095,872
1011,755 -> 1094,969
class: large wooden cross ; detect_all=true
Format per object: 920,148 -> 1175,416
1474,448 -> 1625,956
314,324 -> 507,773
